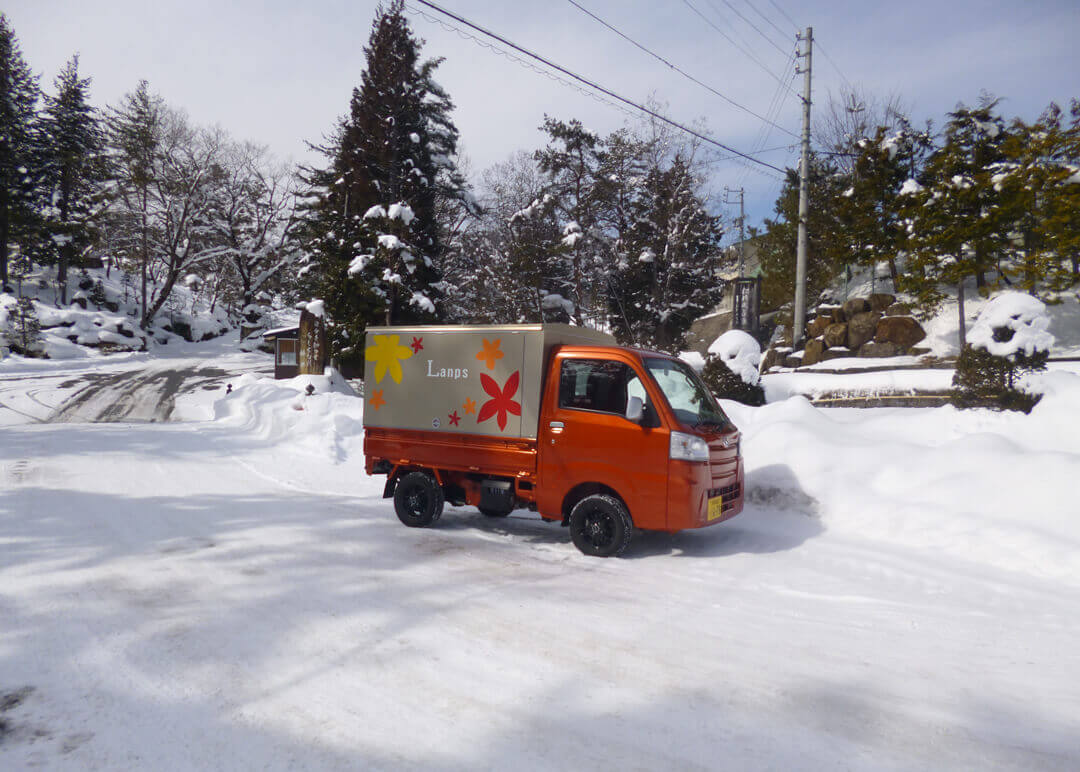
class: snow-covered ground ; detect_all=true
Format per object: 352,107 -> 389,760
1,346 -> 1079,770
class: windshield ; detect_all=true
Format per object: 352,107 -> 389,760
644,357 -> 730,430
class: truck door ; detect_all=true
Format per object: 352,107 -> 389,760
537,354 -> 670,531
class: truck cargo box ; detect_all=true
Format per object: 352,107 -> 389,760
362,324 -> 616,439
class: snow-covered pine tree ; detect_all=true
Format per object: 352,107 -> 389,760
996,103 -> 1080,294
834,121 -> 931,294
610,154 -> 724,351
535,117 -> 608,326
901,97 -> 1010,347
105,80 -> 163,324
38,55 -> 107,304
298,0 -> 468,365
0,14 -> 40,292
4,294 -> 42,355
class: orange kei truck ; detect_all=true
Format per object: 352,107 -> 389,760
363,324 -> 744,557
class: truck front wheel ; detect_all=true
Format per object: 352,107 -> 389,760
393,471 -> 444,528
569,494 -> 633,557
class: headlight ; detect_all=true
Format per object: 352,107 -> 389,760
670,431 -> 709,462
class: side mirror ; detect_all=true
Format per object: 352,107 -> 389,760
625,395 -> 644,423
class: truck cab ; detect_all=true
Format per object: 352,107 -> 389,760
363,325 -> 743,557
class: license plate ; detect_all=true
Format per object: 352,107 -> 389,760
707,495 -> 724,521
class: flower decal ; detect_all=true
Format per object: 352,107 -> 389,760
476,338 -> 504,370
448,410 -> 461,427
477,371 -> 521,432
368,389 -> 386,411
410,336 -> 424,354
462,397 -> 476,415
365,334 -> 413,384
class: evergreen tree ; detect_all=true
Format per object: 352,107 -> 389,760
3,295 -> 42,355
298,0 -> 468,364
901,97 -> 1010,346
106,80 -> 163,324
38,55 -> 106,304
757,155 -> 846,315
534,117 -> 607,325
610,155 -> 724,351
834,121 -> 931,293
0,14 -> 40,291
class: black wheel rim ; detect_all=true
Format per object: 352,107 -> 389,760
405,487 -> 428,518
581,506 -> 616,550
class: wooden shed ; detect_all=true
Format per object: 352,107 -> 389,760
263,308 -> 329,380
263,326 -> 300,379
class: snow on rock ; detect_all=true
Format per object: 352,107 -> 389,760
968,291 -> 1055,357
708,329 -> 762,385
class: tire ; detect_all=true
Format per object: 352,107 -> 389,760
393,471 -> 444,528
478,506 -> 512,518
569,493 -> 633,557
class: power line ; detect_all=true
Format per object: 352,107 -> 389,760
742,0 -> 792,42
410,0 -> 789,175
680,0 -> 799,99
815,39 -> 854,92
767,0 -> 800,31
708,0 -> 789,57
565,0 -> 798,140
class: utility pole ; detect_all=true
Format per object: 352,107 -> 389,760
793,26 -> 813,349
724,187 -> 746,277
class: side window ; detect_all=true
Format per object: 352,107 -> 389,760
559,359 -> 643,415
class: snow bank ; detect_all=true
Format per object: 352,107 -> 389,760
725,369 -> 1080,585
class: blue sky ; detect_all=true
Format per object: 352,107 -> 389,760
8,0 -> 1079,236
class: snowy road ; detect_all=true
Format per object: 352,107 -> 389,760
2,361 -> 1079,770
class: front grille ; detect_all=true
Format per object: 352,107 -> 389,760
709,482 -> 741,512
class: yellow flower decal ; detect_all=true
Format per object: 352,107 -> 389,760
462,397 -> 476,415
366,334 -> 413,384
476,338 -> 504,370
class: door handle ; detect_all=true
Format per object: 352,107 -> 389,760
549,421 -> 564,429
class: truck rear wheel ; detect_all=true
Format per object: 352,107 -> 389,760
569,494 -> 633,557
393,471 -> 444,528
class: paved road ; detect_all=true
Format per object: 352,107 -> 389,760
0,356 -> 271,424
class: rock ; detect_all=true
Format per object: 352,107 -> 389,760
908,346 -> 931,356
71,296 -> 87,309
817,305 -> 844,324
875,315 -> 927,348
760,347 -> 784,372
847,311 -> 882,350
858,341 -> 901,358
78,277 -> 94,291
802,337 -> 826,366
843,298 -> 871,319
103,301 -> 119,313
823,323 -> 848,348
822,346 -> 853,361
884,302 -> 914,317
869,293 -> 896,312
783,351 -> 805,368
807,316 -> 832,339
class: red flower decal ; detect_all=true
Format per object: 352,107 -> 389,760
477,371 -> 521,432
410,336 -> 424,354
448,410 -> 461,427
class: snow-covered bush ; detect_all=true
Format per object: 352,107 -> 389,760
706,330 -> 762,386
2,295 -> 45,356
701,330 -> 765,406
952,292 -> 1055,412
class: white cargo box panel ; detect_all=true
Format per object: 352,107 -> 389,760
362,324 -> 616,439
